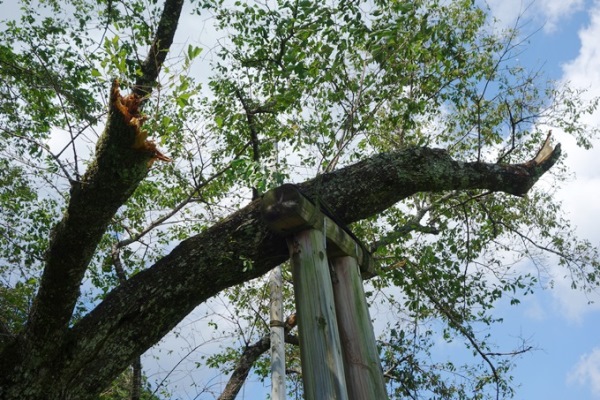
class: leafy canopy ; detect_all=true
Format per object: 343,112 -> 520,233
0,0 -> 598,398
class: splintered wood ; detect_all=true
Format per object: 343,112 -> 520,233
111,80 -> 171,165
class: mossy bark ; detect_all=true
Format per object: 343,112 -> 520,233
0,0 -> 184,397
0,137 -> 560,399
0,81 -> 157,399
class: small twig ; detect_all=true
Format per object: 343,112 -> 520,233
424,289 -> 501,400
4,130 -> 74,183
116,141 -> 251,248
484,346 -> 533,357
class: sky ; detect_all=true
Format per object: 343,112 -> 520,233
476,1 -> 600,399
2,0 -> 600,398
141,1 -> 600,399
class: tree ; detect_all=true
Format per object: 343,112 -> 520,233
0,0 -> 598,399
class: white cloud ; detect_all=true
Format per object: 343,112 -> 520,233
484,0 -> 585,32
568,347 -> 600,397
546,169 -> 600,324
540,0 -> 586,32
542,1 -> 600,323
484,0 -> 526,27
562,2 -> 600,92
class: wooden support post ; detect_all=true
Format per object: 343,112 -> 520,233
287,229 -> 349,400
269,265 -> 285,400
262,184 -> 386,399
330,256 -> 388,400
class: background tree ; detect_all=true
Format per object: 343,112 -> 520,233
0,0 -> 598,399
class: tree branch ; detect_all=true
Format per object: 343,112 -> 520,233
57,141 -> 560,398
0,80 -> 162,398
218,314 -> 298,400
132,0 -> 185,98
25,82 -> 157,346
0,0 -> 185,396
0,138 -> 559,398
370,193 -> 452,252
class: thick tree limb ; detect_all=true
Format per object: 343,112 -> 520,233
0,135 -> 559,398
25,82 -> 155,344
24,0 -> 183,344
0,82 -> 164,398
47,142 -> 560,398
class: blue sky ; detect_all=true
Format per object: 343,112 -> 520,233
480,1 -> 600,399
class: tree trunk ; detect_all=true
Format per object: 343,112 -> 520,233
0,0 -> 185,397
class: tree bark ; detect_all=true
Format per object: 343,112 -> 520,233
0,0 -> 184,397
133,0 -> 184,97
0,138 -> 560,398
0,82 -> 158,400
